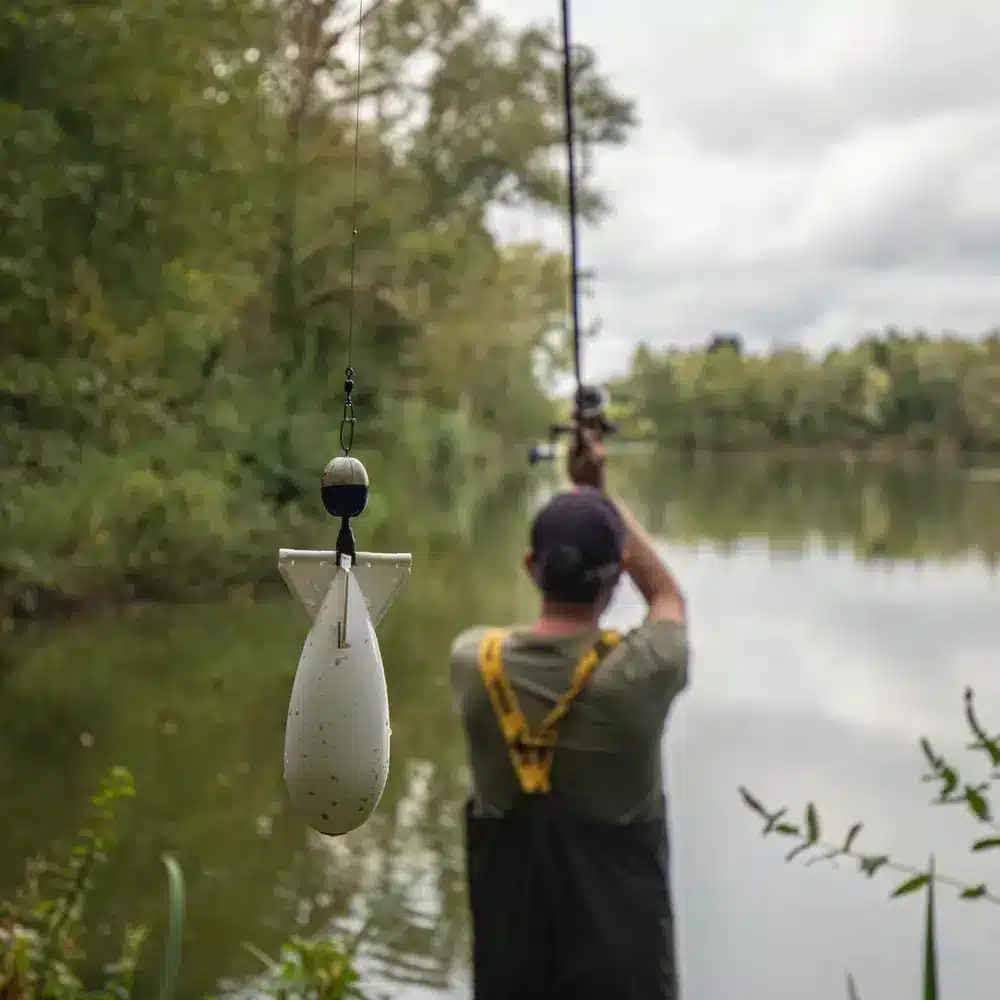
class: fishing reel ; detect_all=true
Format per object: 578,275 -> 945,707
528,384 -> 618,465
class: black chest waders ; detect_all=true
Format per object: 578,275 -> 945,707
464,629 -> 679,1000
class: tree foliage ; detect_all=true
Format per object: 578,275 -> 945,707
0,0 -> 635,621
615,331 -> 1000,453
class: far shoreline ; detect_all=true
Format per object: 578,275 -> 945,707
5,448 -> 997,635
603,439 -> 1000,468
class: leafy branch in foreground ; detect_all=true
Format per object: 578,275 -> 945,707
739,687 -> 1000,904
243,936 -> 365,1000
0,766 -> 145,1000
741,687 -> 1000,999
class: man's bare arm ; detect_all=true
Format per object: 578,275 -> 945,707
611,497 -> 686,625
564,423 -> 685,625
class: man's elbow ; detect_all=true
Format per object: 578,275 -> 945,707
648,587 -> 685,625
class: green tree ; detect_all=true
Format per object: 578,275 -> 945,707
1,0 -> 636,622
619,331 -> 1000,455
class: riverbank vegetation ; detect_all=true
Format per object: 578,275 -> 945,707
0,766 -> 369,1000
740,689 -> 1000,998
0,486 -> 536,995
1,0 -> 634,623
613,331 -> 1000,454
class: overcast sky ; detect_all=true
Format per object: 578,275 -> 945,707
483,0 -> 1000,380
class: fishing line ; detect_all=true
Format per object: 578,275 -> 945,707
341,0 -> 366,456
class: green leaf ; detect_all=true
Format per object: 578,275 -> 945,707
859,854 -> 889,877
805,802 -> 820,844
983,742 -> 1000,765
971,837 -> 1000,852
891,873 -> 931,898
763,808 -> 787,834
738,787 -> 768,818
963,785 -> 991,822
774,823 -> 800,836
960,884 -> 987,899
922,858 -> 939,1000
919,737 -> 940,768
842,822 -> 863,853
159,854 -> 186,1000
963,688 -> 1000,765
937,766 -> 959,798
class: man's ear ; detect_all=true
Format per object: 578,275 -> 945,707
524,551 -> 546,587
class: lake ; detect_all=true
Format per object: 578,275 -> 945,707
3,456 -> 998,1000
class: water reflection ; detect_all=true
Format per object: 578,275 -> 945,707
2,459 -> 998,999
626,453 -> 1000,568
660,543 -> 999,1000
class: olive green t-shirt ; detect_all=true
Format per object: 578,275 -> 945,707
450,619 -> 689,824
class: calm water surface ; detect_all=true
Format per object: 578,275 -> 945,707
3,458 -> 998,1000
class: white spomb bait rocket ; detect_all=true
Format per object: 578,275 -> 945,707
279,455 -> 411,837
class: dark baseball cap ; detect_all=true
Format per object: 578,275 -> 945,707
529,487 -> 627,603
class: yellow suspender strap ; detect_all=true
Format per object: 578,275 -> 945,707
475,628 -> 622,794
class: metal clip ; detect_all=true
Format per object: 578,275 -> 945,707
336,552 -> 353,649
339,366 -> 356,454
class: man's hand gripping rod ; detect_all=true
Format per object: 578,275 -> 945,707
528,384 -> 618,465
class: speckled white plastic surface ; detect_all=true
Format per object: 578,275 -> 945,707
278,549 -> 411,627
282,556 -> 402,836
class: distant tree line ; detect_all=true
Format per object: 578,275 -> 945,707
612,330 -> 1000,453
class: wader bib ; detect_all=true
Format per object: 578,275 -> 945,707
464,629 -> 679,1000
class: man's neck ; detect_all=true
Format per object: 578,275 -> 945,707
532,601 -> 600,635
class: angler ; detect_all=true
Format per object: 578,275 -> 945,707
450,422 -> 689,999
448,0 -> 690,986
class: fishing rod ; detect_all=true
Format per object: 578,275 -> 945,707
528,0 -> 617,466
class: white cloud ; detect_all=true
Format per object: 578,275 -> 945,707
483,0 -> 1000,378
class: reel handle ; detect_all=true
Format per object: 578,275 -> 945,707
527,385 -> 617,465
